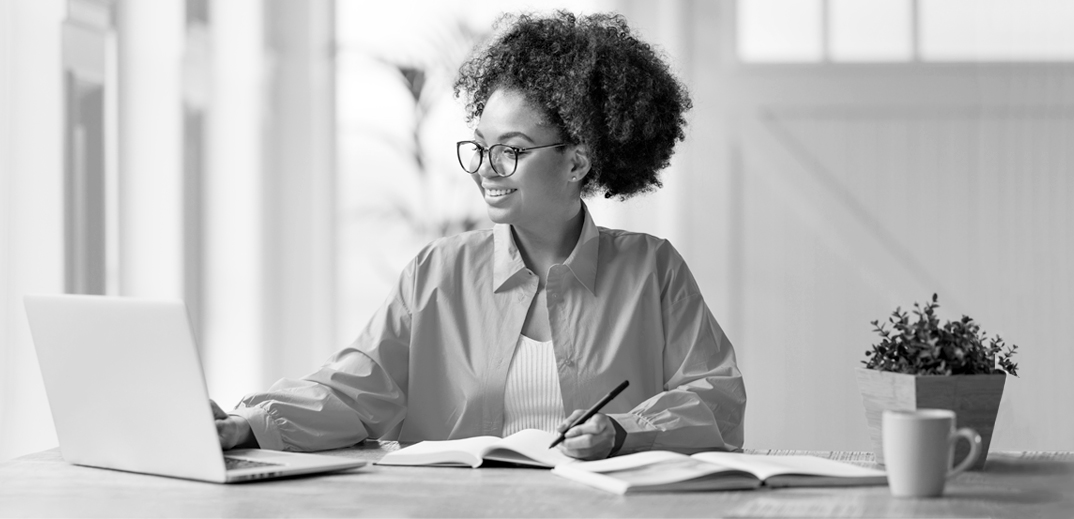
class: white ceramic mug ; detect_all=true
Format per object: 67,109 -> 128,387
882,409 -> 982,498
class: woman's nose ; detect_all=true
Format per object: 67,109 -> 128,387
475,155 -> 499,179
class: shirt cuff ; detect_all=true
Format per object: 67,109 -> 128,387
608,417 -> 627,456
229,404 -> 286,451
606,412 -> 659,455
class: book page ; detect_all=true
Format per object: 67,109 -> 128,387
553,456 -> 760,494
482,429 -> 575,467
562,450 -> 688,473
597,457 -> 756,488
691,453 -> 887,482
377,436 -> 500,467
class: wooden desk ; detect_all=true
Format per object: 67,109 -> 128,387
1,444 -> 1071,518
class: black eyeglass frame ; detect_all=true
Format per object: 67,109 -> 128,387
456,140 -> 568,177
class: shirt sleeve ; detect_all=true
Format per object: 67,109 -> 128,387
608,281 -> 746,455
230,261 -> 415,452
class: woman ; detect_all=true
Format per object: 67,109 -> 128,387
214,11 -> 745,461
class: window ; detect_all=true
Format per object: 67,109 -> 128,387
737,0 -> 1074,63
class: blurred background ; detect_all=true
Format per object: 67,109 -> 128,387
2,0 -> 1072,461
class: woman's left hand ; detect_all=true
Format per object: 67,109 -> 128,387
556,410 -> 616,460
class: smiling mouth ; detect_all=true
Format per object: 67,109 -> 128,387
485,188 -> 517,197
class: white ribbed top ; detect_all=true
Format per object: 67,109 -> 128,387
502,335 -> 565,437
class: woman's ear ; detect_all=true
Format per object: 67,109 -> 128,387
568,144 -> 591,183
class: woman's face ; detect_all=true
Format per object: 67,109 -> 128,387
469,89 -> 583,229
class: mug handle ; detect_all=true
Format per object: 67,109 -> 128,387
947,427 -> 982,478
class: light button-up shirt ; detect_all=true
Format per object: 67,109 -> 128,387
233,204 -> 746,455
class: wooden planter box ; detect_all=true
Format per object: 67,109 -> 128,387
855,367 -> 1006,471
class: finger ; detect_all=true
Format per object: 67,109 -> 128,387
216,418 -> 233,448
561,440 -> 606,460
557,410 -> 586,433
561,429 -> 615,460
563,419 -> 611,446
210,400 -> 227,420
562,433 -> 598,450
565,416 -> 606,437
567,424 -> 612,447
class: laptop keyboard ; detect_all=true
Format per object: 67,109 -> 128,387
224,456 -> 284,471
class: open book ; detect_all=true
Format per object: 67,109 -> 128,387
376,429 -> 574,468
552,451 -> 887,494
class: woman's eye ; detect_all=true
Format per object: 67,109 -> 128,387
503,148 -> 520,159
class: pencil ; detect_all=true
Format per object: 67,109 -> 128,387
548,380 -> 630,449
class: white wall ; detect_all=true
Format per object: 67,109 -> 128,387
0,0 -> 66,461
117,0 -> 184,299
200,0 -> 267,412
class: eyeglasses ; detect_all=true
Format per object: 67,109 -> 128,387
456,140 -> 567,177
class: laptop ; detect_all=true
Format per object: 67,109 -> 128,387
23,294 -> 366,483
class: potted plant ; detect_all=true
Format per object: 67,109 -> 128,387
856,294 -> 1019,470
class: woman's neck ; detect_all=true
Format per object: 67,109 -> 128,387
511,202 -> 585,276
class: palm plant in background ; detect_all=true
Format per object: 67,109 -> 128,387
393,52 -> 488,239
337,16 -> 490,284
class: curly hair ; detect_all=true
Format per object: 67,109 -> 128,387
454,11 -> 692,200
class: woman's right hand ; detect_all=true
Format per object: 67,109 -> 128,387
210,399 -> 257,450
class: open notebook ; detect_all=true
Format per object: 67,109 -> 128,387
553,451 -> 888,494
377,429 -> 574,468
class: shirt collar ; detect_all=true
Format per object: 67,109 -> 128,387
493,223 -> 528,292
493,202 -> 600,295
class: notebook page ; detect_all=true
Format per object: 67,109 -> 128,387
692,453 -> 886,481
483,429 -> 574,467
597,457 -> 752,487
563,450 -> 688,473
377,436 -> 500,467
